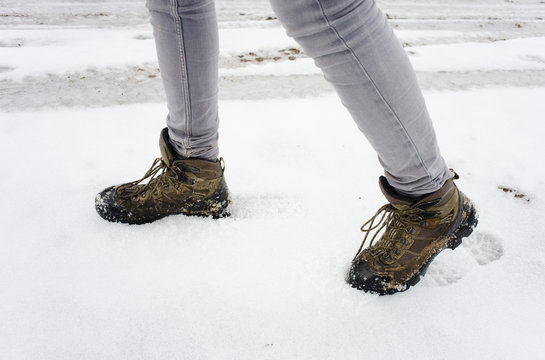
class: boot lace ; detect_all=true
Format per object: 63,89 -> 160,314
116,158 -> 198,201
354,204 -> 426,264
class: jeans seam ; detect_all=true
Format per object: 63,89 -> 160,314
171,0 -> 192,152
313,0 -> 433,184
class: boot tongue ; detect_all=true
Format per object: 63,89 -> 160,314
159,128 -> 178,167
378,176 -> 415,209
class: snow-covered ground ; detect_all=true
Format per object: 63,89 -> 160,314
1,1 -> 545,359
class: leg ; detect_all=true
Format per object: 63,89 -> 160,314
95,0 -> 230,224
270,0 -> 477,294
270,0 -> 451,196
147,0 -> 219,160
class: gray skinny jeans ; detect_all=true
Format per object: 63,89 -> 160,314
145,0 -> 452,195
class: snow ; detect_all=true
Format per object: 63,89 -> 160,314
4,27 -> 545,81
0,27 -> 158,80
2,0 -> 545,359
409,37 -> 545,72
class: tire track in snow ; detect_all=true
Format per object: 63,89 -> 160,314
2,69 -> 545,111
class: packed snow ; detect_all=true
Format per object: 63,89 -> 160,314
1,0 -> 545,359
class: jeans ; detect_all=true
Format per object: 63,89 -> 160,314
145,0 -> 452,195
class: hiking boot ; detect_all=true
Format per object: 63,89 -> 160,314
95,128 -> 230,224
347,174 -> 478,295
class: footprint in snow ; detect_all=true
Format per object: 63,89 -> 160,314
133,34 -> 152,40
421,231 -> 504,287
228,193 -> 303,219
519,54 -> 545,65
0,66 -> 15,74
461,231 -> 504,266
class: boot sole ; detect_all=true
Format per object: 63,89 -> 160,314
349,192 -> 479,295
96,180 -> 231,225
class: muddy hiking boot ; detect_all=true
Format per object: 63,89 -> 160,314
95,128 -> 231,224
347,173 -> 478,295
